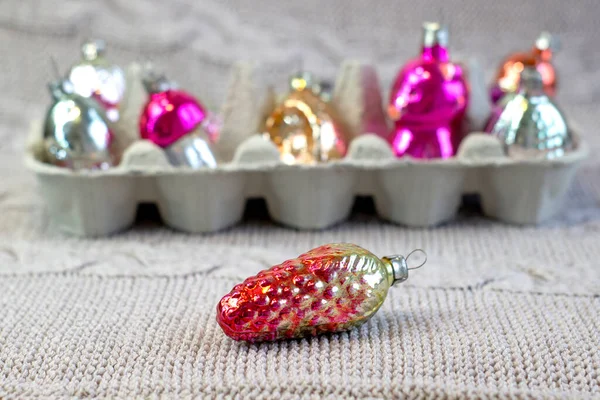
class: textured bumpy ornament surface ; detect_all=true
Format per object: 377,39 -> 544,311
264,72 -> 348,164
486,67 -> 572,159
67,39 -> 126,122
490,32 -> 558,104
216,243 -> 425,342
44,80 -> 117,170
388,22 -> 469,159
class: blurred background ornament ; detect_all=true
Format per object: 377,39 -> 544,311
388,22 -> 469,159
138,69 -> 219,168
485,67 -> 572,159
490,32 -> 558,104
263,71 -> 349,164
43,79 -> 117,170
67,39 -> 126,122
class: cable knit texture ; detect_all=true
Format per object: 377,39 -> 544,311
1,1 -> 600,398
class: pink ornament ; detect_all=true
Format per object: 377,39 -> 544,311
388,22 -> 469,159
139,74 -> 219,168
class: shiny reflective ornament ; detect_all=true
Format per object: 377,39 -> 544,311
490,32 -> 558,104
43,79 -> 117,170
217,243 -> 427,342
67,39 -> 126,122
139,72 -> 219,168
263,72 -> 348,164
388,22 -> 469,159
486,67 -> 572,159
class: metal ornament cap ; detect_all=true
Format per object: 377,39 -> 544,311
81,39 -> 106,61
43,79 -> 117,170
141,67 -> 177,94
289,71 -> 315,92
422,22 -> 449,48
382,249 -> 428,285
535,31 -> 560,54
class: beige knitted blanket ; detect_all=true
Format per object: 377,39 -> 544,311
1,1 -> 600,398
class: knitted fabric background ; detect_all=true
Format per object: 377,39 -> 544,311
1,1 -> 599,398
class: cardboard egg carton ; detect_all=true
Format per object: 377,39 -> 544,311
25,60 -> 588,236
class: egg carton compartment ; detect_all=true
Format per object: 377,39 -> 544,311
25,60 -> 589,236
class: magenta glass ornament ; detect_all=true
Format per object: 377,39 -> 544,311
139,74 -> 219,168
388,22 -> 469,159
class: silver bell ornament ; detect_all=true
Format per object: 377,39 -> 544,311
485,67 -> 572,159
43,79 -> 118,170
138,70 -> 218,168
67,39 -> 126,122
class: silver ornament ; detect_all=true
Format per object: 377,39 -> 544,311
162,133 -> 218,168
67,39 -> 126,122
486,67 -> 572,159
44,80 -> 117,170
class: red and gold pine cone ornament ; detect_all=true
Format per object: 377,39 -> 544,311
216,243 -> 426,342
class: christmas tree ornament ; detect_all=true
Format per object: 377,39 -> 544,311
485,67 -> 572,159
139,71 -> 219,168
67,39 -> 126,122
490,32 -> 558,104
263,72 -> 349,164
216,243 -> 427,342
388,22 -> 469,159
43,79 -> 117,170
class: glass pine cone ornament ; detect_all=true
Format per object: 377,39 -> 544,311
43,79 -> 117,170
263,72 -> 349,164
216,243 -> 426,342
486,67 -> 572,159
388,22 -> 469,159
67,39 -> 126,122
490,32 -> 558,104
139,72 -> 219,168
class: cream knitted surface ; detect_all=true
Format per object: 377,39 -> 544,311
1,1 -> 600,398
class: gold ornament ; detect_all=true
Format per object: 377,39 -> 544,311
263,72 -> 348,164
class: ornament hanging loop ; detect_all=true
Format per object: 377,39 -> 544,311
406,248 -> 427,270
382,248 -> 427,286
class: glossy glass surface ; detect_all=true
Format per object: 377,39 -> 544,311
486,69 -> 571,159
388,40 -> 469,159
264,86 -> 348,164
44,82 -> 116,170
491,34 -> 557,104
139,89 -> 208,148
217,243 -> 392,342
